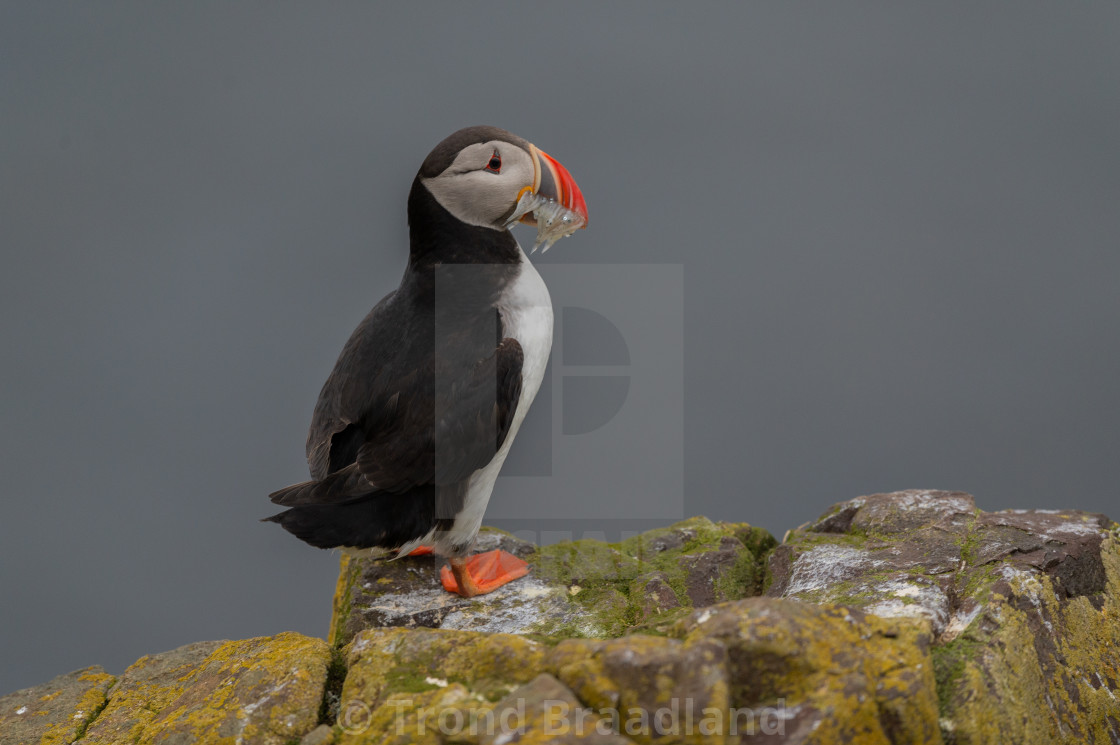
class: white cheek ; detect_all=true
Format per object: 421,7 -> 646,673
421,151 -> 535,229
422,171 -> 517,229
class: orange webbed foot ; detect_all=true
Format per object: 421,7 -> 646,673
440,549 -> 530,597
406,545 -> 434,557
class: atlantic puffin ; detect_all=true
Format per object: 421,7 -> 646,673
266,126 -> 588,597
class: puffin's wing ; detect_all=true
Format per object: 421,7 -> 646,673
298,290 -> 404,483
270,338 -> 524,506
360,337 -> 525,491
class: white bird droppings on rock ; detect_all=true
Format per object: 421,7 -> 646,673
784,545 -> 886,596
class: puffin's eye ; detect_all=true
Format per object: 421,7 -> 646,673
485,151 -> 501,173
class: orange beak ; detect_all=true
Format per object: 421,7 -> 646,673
525,144 -> 589,227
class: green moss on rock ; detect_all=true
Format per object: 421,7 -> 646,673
327,518 -> 778,649
529,517 -> 773,637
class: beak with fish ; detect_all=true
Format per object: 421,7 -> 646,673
506,143 -> 589,252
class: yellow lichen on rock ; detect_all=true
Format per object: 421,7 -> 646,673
676,598 -> 943,745
341,627 -> 545,710
0,666 -> 116,745
329,553 -> 360,648
547,635 -> 731,745
337,629 -> 557,745
773,491 -> 1120,744
338,684 -> 484,745
936,533 -> 1120,744
330,601 -> 940,744
79,632 -> 330,745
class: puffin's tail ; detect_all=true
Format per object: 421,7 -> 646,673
263,486 -> 439,551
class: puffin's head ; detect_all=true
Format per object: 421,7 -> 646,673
418,125 -> 588,251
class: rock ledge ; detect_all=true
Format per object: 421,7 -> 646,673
4,492 -> 1118,745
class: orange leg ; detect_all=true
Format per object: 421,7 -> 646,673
407,546 -> 434,556
440,550 -> 530,597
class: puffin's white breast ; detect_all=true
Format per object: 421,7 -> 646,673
440,245 -> 553,551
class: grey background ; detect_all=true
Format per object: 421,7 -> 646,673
2,3 -> 1118,694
